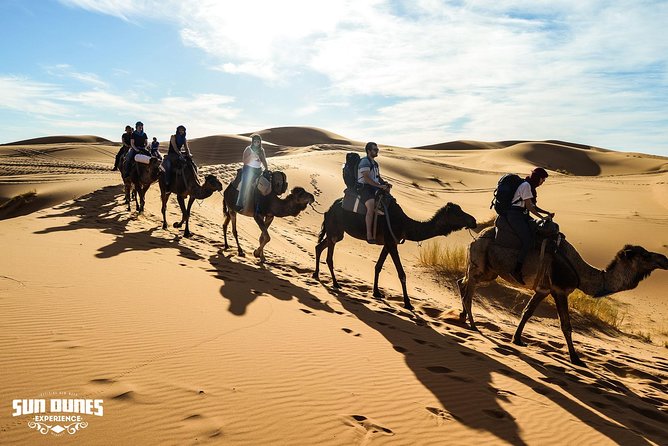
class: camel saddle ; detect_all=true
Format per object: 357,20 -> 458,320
231,169 -> 288,216
493,215 -> 561,250
341,187 -> 386,216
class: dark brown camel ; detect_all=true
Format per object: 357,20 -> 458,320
458,226 -> 668,365
313,196 -> 477,310
159,156 -> 223,237
222,180 -> 315,262
119,155 -> 161,213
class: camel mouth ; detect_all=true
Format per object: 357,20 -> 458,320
466,218 -> 477,229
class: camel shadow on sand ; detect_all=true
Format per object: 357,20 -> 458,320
318,282 -> 666,445
209,252 -> 336,316
33,185 -> 204,261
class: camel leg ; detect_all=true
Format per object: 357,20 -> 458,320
174,196 -> 187,228
457,275 -> 479,330
230,212 -> 244,256
138,185 -> 147,213
373,247 -> 390,299
222,209 -> 231,250
325,238 -> 340,288
553,292 -> 585,366
161,192 -> 170,229
387,244 -> 413,311
313,237 -> 327,280
183,196 -> 195,238
124,182 -> 131,211
512,291 -> 549,346
253,215 -> 274,262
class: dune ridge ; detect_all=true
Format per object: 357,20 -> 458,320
2,135 -> 113,145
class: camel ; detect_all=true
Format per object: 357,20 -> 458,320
222,176 -> 315,262
159,156 -> 223,237
313,196 -> 477,310
119,155 -> 161,212
458,226 -> 668,365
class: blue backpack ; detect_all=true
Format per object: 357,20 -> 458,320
491,174 -> 524,215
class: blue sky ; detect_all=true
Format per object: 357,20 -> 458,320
1,0 -> 667,156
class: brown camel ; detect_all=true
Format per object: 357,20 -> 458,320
159,156 -> 223,237
313,196 -> 477,310
222,178 -> 315,262
458,226 -> 668,365
119,155 -> 161,213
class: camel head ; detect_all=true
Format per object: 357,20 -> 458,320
287,187 -> 315,207
433,202 -> 477,233
203,174 -> 223,192
603,245 -> 668,293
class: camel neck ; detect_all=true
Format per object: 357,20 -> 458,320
404,215 -> 452,242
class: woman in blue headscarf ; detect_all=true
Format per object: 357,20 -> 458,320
162,125 -> 192,188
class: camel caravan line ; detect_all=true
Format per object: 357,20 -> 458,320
115,128 -> 668,367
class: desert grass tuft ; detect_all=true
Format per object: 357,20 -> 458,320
568,290 -> 626,330
0,190 -> 37,211
418,242 -> 467,278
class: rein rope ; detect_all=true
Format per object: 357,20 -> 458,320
382,200 -> 405,245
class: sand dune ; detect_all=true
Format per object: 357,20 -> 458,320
2,135 -> 113,145
1,126 -> 668,445
241,126 -> 359,147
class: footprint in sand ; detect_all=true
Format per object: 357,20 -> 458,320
299,308 -> 316,316
344,415 -> 394,437
341,328 -> 362,337
425,406 -> 459,424
182,413 -> 223,440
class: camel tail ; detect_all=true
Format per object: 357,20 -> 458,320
317,198 -> 341,243
318,217 -> 329,243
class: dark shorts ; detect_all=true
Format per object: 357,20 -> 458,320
358,184 -> 381,203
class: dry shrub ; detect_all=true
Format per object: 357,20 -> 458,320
568,290 -> 626,330
418,242 -> 467,278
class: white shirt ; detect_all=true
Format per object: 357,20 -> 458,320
511,181 -> 534,209
243,146 -> 263,168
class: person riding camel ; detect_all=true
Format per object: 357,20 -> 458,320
358,142 -> 392,244
123,121 -> 149,178
236,134 -> 268,212
112,125 -> 133,171
150,137 -> 162,160
162,125 -> 192,189
506,167 -> 555,284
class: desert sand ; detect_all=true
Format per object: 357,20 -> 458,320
1,127 -> 667,445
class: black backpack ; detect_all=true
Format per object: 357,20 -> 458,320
491,174 -> 525,215
342,152 -> 361,190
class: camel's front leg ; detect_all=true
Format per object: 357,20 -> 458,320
373,247 -> 390,299
553,292 -> 585,366
161,192 -> 170,229
173,196 -> 187,229
137,185 -> 148,213
512,290 -> 549,346
387,244 -> 412,311
183,196 -> 196,238
253,215 -> 273,262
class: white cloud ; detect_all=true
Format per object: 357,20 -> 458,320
0,75 -> 241,142
45,63 -> 110,88
28,1 -> 668,153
